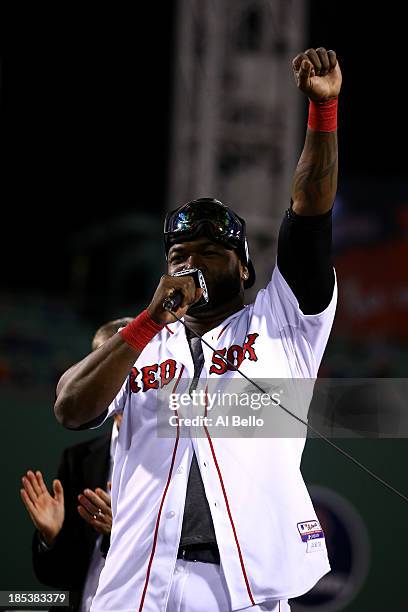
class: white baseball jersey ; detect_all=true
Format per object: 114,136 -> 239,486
90,264 -> 337,612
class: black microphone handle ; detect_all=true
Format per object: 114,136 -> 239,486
163,291 -> 183,312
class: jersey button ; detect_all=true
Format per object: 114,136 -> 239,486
165,510 -> 176,519
176,466 -> 183,474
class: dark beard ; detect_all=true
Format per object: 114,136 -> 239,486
187,266 -> 242,314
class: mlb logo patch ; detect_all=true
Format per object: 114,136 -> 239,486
297,520 -> 324,542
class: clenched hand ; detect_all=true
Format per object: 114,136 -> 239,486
292,47 -> 342,101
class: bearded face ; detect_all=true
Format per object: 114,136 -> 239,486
167,237 -> 246,314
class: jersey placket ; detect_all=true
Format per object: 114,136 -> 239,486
178,332 -> 219,550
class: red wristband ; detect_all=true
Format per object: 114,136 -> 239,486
308,98 -> 338,132
119,309 -> 164,352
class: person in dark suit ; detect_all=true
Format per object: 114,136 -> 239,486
20,318 -> 132,612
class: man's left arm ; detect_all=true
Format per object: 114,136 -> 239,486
275,48 -> 342,316
291,47 -> 342,215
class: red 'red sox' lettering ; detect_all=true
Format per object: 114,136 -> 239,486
129,359 -> 177,393
160,359 -> 177,386
209,333 -> 259,375
130,367 -> 141,393
141,364 -> 159,391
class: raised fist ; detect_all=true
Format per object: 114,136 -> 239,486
292,47 -> 342,101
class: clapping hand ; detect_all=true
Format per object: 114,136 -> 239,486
77,483 -> 112,536
20,470 -> 64,546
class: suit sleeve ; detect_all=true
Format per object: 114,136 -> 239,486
32,448 -> 93,590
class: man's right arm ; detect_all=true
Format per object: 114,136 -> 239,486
54,273 -> 203,429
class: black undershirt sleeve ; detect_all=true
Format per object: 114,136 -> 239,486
276,203 -> 335,315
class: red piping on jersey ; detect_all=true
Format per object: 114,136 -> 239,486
217,322 -> 231,340
138,364 -> 185,611
165,325 -> 174,335
203,387 -> 256,606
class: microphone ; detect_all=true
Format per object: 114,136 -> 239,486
163,268 -> 209,312
163,291 -> 183,312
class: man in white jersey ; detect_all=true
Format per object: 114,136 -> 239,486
55,47 -> 342,611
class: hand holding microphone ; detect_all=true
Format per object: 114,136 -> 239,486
147,269 -> 208,325
163,268 -> 208,312
162,288 -> 184,313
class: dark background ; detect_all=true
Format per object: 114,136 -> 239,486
0,3 -> 407,296
1,3 -> 407,610
0,4 -> 176,296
